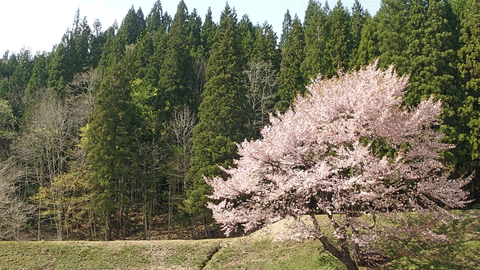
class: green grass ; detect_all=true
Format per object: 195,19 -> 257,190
0,241 -> 150,269
383,210 -> 480,270
204,239 -> 344,270
1,210 -> 478,269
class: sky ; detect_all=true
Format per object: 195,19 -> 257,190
0,0 -> 381,55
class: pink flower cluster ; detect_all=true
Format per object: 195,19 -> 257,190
207,63 -> 469,247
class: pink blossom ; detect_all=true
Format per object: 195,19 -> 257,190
207,62 -> 470,269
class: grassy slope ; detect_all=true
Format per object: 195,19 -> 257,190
0,210 -> 478,270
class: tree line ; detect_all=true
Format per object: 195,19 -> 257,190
0,0 -> 478,241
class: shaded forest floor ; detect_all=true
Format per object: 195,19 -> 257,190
1,209 -> 479,269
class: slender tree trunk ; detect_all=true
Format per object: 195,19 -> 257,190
143,181 -> 148,240
203,214 -> 210,238
55,204 -> 63,241
105,214 -> 111,241
168,183 -> 173,239
37,201 -> 41,241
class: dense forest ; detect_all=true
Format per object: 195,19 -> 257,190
0,0 -> 479,241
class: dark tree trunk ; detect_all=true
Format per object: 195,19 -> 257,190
309,214 -> 359,270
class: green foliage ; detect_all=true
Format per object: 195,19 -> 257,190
451,0 -> 470,20
89,19 -> 107,68
187,8 -> 203,57
146,1 -> 164,34
30,168 -> 94,240
3,0 -> 480,241
26,53 -> 49,97
85,63 -> 140,239
131,34 -> 154,79
405,0 -> 464,172
201,8 -> 217,57
186,4 -> 253,217
355,15 -> 380,67
117,6 -> 146,45
0,99 -> 15,134
349,0 -> 370,68
277,15 -> 306,112
0,99 -> 15,158
324,0 -> 352,77
157,0 -> 197,121
130,79 -> 158,125
144,26 -> 168,86
249,23 -> 280,69
372,0 -> 411,73
47,11 -> 94,97
301,0 -> 329,81
279,10 -> 292,50
238,15 -> 256,63
459,0 -> 480,162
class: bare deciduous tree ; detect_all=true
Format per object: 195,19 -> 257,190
167,106 -> 196,238
13,69 -> 97,240
0,163 -> 30,240
243,60 -> 279,134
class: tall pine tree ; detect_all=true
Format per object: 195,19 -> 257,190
276,15 -> 306,112
458,0 -> 480,182
279,10 -> 292,50
85,60 -> 140,240
349,0 -> 370,68
185,4 -> 253,228
200,7 -> 217,57
325,0 -> 352,77
373,0 -> 411,73
146,0 -> 164,34
301,0 -> 329,81
157,0 -> 195,121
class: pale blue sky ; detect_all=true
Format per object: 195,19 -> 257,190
1,0 -> 381,55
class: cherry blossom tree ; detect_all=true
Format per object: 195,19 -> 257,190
207,62 -> 470,270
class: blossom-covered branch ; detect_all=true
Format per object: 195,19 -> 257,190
207,62 -> 470,270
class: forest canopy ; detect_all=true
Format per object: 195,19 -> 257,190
0,0 -> 478,242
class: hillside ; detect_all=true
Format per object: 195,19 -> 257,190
1,210 -> 479,269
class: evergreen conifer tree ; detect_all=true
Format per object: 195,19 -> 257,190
405,0 -> 465,176
279,10 -> 292,50
187,9 -> 203,57
200,7 -> 217,57
26,53 -> 49,97
85,61 -> 140,240
132,34 -> 154,79
276,15 -> 306,112
355,15 -> 381,67
301,0 -> 330,81
146,0 -> 164,34
157,0 -> 195,120
458,0 -> 480,170
406,0 -> 461,108
144,24 -> 168,86
251,23 -> 280,67
89,19 -> 107,68
117,6 -> 145,45
47,44 -> 67,95
349,0 -> 369,68
374,0 -> 411,73
185,4 -> 253,225
238,15 -> 256,63
325,0 -> 352,77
